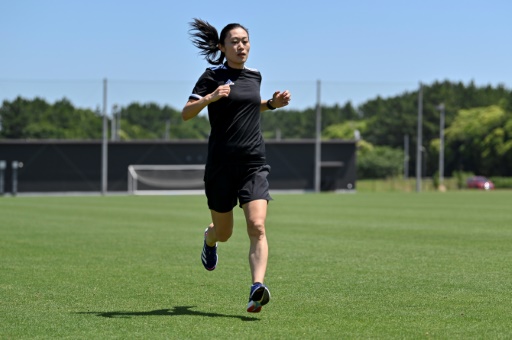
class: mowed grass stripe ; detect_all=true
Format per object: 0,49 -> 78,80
1,192 -> 511,339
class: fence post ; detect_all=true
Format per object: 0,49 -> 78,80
11,160 -> 18,196
314,79 -> 321,193
0,160 -> 5,195
101,78 -> 108,195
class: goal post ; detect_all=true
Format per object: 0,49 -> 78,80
127,164 -> 205,195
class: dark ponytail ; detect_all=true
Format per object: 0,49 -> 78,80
189,18 -> 224,65
189,18 -> 249,66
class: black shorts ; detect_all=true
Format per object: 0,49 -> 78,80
204,164 -> 272,213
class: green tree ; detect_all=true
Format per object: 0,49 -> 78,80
261,108 -> 315,139
444,105 -> 512,176
357,145 -> 404,179
119,102 -> 210,140
0,97 -> 102,139
1,97 -> 48,138
357,81 -> 512,176
323,120 -> 367,140
261,102 -> 360,140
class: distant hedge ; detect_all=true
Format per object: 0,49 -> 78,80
489,177 -> 512,189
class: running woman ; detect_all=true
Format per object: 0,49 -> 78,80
181,18 -> 291,313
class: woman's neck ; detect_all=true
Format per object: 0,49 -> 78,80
226,60 -> 244,69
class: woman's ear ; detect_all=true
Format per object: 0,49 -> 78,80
218,43 -> 225,53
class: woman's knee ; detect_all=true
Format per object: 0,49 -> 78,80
247,219 -> 266,239
215,227 -> 233,242
212,221 -> 233,242
210,211 -> 234,242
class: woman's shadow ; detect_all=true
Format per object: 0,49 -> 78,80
78,305 -> 259,321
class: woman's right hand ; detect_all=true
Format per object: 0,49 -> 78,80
181,84 -> 232,121
207,85 -> 231,103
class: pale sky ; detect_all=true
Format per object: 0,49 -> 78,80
1,0 -> 511,111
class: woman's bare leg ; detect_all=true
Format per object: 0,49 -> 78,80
242,199 -> 268,284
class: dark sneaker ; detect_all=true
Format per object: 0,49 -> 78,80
246,282 -> 271,313
201,228 -> 217,271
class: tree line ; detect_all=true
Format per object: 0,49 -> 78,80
1,80 -> 511,178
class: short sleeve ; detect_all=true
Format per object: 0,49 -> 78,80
189,69 -> 216,101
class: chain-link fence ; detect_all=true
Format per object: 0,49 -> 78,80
1,78 -> 419,115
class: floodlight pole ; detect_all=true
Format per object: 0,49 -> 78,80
314,79 -> 321,193
101,78 -> 108,195
415,83 -> 423,193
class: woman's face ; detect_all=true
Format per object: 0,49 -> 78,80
219,27 -> 250,69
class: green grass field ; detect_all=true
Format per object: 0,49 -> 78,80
1,191 -> 512,339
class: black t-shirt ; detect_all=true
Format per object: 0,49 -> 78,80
189,63 -> 265,166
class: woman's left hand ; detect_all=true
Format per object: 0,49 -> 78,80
271,90 -> 291,108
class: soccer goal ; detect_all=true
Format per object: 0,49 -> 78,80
127,164 -> 205,195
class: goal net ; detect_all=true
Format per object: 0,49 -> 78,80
127,164 -> 205,195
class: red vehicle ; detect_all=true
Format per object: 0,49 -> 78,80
466,176 -> 495,190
